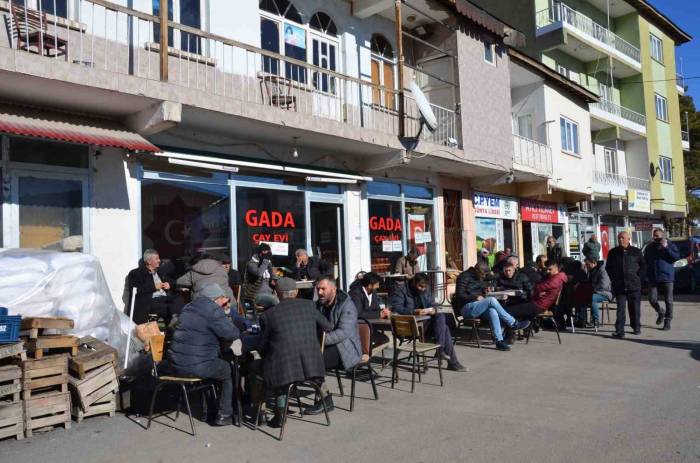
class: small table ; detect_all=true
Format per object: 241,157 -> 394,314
366,314 -> 431,327
487,290 -> 522,301
295,280 -> 314,290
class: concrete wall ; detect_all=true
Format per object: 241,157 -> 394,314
456,24 -> 513,172
511,82 -> 547,144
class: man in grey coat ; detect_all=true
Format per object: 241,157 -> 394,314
176,256 -> 233,300
579,257 -> 613,327
582,235 -> 601,262
305,277 -> 362,415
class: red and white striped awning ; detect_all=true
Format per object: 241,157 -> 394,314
0,104 -> 160,152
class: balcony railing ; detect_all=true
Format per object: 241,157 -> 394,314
0,0 -> 460,148
512,134 -> 553,176
590,100 -> 646,128
677,74 -> 685,89
405,95 -> 460,147
535,3 -> 641,64
594,170 -> 650,191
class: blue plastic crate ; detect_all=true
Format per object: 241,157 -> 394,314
0,315 -> 21,344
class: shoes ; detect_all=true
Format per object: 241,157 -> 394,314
655,312 -> 665,326
446,362 -> 466,371
512,320 -> 531,331
611,332 -> 625,339
504,336 -> 515,346
632,329 -> 641,335
304,394 -> 334,416
266,413 -> 283,429
495,341 -> 511,351
439,351 -> 452,362
662,319 -> 671,331
213,413 -> 232,426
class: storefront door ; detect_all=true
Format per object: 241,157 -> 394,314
7,170 -> 89,251
309,201 -> 345,288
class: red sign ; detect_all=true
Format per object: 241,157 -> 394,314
600,225 -> 610,259
245,209 -> 296,228
369,216 -> 402,244
408,215 -> 426,255
520,199 -> 560,224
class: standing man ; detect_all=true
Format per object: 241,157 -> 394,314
390,273 -> 465,370
307,277 -> 362,415
546,236 -> 565,266
241,243 -> 277,309
606,232 -> 646,338
644,228 -> 679,331
126,249 -> 182,324
582,234 -> 601,262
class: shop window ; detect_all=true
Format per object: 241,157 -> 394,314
368,199 -> 403,274
9,138 -> 89,168
17,175 -> 83,250
141,179 -> 231,272
403,184 -> 433,199
235,187 -> 305,270
406,203 -> 436,271
443,189 -> 463,270
367,181 -> 401,197
370,34 -> 396,109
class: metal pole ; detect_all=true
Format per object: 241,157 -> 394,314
124,287 -> 137,369
159,0 -> 168,82
395,0 -> 405,138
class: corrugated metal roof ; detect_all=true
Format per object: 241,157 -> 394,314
443,0 -> 526,47
0,104 -> 160,152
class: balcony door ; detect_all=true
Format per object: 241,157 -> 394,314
311,34 -> 340,120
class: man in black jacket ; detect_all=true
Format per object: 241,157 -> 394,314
496,260 -> 533,303
606,232 -> 646,338
390,273 -> 465,370
258,278 -> 332,427
293,249 -> 330,299
126,249 -> 182,324
167,283 -> 240,426
349,272 -> 391,348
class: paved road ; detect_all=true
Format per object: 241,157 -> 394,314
2,299 -> 699,463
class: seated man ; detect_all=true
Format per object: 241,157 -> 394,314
453,267 -> 530,351
579,257 -> 613,328
167,283 -> 240,426
309,277 -> 363,415
496,259 -> 533,304
349,271 -> 391,347
241,243 -> 278,309
176,255 -> 233,301
126,249 -> 182,324
293,249 -> 330,299
258,278 -> 332,427
390,273 -> 465,371
507,261 -> 568,320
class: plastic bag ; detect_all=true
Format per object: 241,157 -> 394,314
0,249 -> 142,366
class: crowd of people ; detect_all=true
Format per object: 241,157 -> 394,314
123,227 -> 680,428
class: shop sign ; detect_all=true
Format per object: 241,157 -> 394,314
473,192 -> 518,220
369,215 -> 402,247
244,208 -> 298,247
521,199 -> 566,224
627,189 -> 651,213
633,220 -> 653,232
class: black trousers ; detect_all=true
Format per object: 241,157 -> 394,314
173,359 -> 233,416
615,290 -> 642,333
324,344 -> 343,370
506,302 -> 540,319
649,282 -> 674,320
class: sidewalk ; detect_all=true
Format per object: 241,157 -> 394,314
2,298 -> 699,463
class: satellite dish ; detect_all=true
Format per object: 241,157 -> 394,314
409,81 -> 438,132
649,162 -> 657,178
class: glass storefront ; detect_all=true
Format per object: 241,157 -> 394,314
521,199 -> 567,262
367,181 -> 437,274
473,192 -> 518,267
442,189 -> 463,270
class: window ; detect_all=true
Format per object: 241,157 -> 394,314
310,13 -> 339,93
560,116 -> 579,155
659,156 -> 673,183
11,0 -> 67,18
152,0 -> 201,53
370,34 -> 396,109
650,34 -> 664,63
604,148 -> 618,175
259,0 -> 307,83
483,41 -> 495,64
9,138 -> 89,168
655,94 -> 668,122
517,115 -> 533,139
309,12 -> 337,36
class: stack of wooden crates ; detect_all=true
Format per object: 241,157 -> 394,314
68,336 -> 119,422
0,343 -> 26,441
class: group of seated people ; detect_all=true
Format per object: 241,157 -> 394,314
127,245 -> 612,430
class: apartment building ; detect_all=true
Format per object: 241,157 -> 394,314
0,0 -> 523,303
471,0 -> 691,258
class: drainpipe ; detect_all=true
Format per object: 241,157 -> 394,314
395,0 -> 405,138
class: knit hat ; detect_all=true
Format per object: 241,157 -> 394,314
200,283 -> 226,300
276,277 -> 297,292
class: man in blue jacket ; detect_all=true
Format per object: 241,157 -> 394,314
644,229 -> 679,331
390,273 -> 465,371
168,283 -> 240,426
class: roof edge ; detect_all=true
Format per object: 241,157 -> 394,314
628,0 -> 692,44
439,0 -> 527,47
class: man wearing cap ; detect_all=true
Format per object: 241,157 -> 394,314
258,277 -> 332,427
168,283 -> 240,426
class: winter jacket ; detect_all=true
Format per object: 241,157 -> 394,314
496,271 -> 534,300
644,241 -> 680,284
176,259 -> 233,300
451,268 -> 487,311
349,285 -> 381,319
588,262 -> 613,300
546,245 -> 565,265
391,282 -> 436,315
394,256 -> 420,279
532,272 -> 568,312
293,256 -> 331,281
126,265 -> 174,324
241,255 -> 274,304
605,245 -> 646,293
317,291 -> 362,371
259,298 -> 332,389
167,296 -> 240,370
582,239 -> 601,261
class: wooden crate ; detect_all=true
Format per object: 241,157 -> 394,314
0,365 -> 21,404
24,391 -> 71,438
69,363 -> 118,410
21,354 -> 69,400
24,335 -> 79,360
69,336 -> 118,379
0,342 -> 26,363
0,402 -> 23,441
20,317 -> 74,339
71,392 -> 116,423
